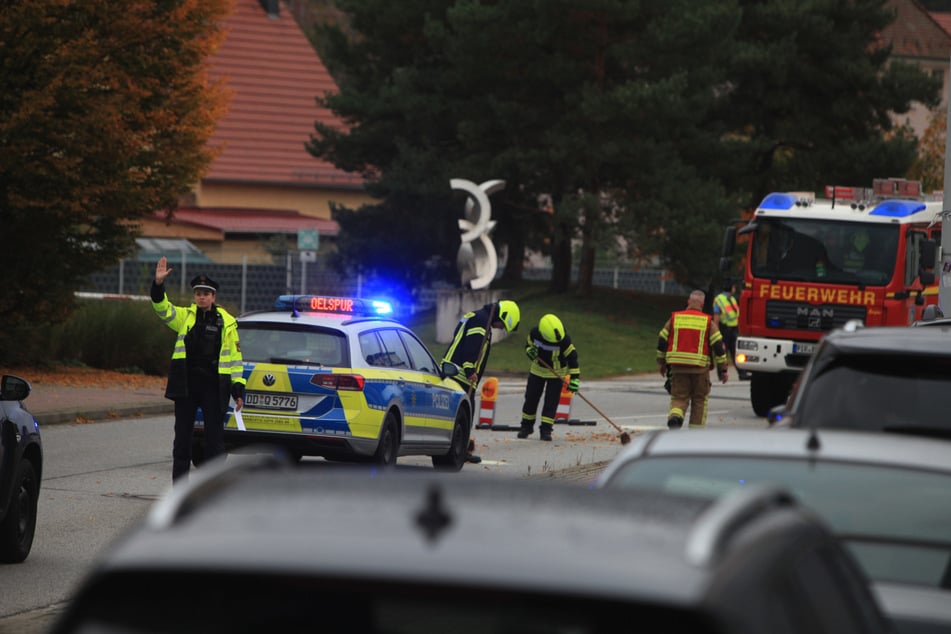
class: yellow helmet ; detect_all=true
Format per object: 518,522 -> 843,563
497,300 -> 520,333
538,313 -> 564,343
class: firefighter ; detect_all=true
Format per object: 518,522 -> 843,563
712,280 -> 748,379
151,257 -> 246,482
517,314 -> 580,441
442,299 -> 520,463
657,290 -> 728,429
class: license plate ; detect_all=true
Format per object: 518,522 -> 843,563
792,342 -> 816,355
245,392 -> 299,411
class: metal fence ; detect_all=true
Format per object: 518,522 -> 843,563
81,256 -> 689,315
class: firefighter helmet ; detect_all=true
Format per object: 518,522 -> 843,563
497,300 -> 520,333
538,314 -> 564,343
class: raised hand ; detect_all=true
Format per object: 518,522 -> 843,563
155,256 -> 172,285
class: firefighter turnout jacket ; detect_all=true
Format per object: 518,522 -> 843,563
442,303 -> 496,393
657,308 -> 728,372
525,326 -> 580,382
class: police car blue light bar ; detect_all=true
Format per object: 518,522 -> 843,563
274,295 -> 393,317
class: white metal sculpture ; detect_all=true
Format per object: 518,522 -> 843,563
452,178 -> 505,290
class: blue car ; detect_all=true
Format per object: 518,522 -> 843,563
0,374 -> 42,563
195,296 -> 472,471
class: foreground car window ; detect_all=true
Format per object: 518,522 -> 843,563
798,355 -> 951,432
239,323 -> 348,367
604,457 -> 951,587
59,572 -> 723,634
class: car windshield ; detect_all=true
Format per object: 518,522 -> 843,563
603,456 -> 951,588
796,354 -> 951,435
750,218 -> 898,285
238,322 -> 348,367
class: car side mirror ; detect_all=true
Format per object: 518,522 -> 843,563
0,375 -> 31,402
441,361 -> 461,380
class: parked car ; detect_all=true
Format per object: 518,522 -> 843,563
195,294 -> 473,471
595,427 -> 951,634
768,324 -> 951,438
50,453 -> 891,634
0,374 -> 42,563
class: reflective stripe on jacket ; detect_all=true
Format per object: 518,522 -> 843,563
713,292 -> 739,328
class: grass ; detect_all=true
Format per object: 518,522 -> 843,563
408,281 -> 685,380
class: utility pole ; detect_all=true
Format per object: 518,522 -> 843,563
941,55 -> 951,314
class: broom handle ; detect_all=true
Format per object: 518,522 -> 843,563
534,356 -> 627,436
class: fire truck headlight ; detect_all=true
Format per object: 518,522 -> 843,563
737,340 -> 758,351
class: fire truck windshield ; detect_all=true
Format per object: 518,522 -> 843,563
750,219 -> 898,285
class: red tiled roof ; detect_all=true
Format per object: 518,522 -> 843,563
159,208 -> 339,236
205,0 -> 362,189
930,11 -> 951,37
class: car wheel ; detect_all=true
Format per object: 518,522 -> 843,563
372,411 -> 399,467
432,407 -> 470,472
0,459 -> 38,563
191,439 -> 205,467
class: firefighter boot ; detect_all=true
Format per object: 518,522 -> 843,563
539,424 -> 553,442
667,415 -> 684,430
517,422 -> 534,439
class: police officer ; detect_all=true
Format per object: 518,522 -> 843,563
713,280 -> 747,379
657,290 -> 728,429
442,299 -> 520,463
518,314 -> 580,441
151,256 -> 246,482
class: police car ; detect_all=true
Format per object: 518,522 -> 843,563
194,295 -> 473,471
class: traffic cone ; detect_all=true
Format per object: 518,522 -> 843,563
477,377 -> 499,429
554,382 -> 573,424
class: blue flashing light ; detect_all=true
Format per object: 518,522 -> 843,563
273,295 -> 393,318
869,200 -> 926,218
371,299 -> 393,315
758,193 -> 797,211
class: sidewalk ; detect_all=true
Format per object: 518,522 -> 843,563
23,383 -> 172,426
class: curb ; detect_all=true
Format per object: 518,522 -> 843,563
36,403 -> 174,426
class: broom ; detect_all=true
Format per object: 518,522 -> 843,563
535,356 -> 631,445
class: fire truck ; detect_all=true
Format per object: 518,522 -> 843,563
720,178 -> 941,416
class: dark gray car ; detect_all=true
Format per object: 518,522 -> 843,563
51,453 -> 890,634
769,324 -> 951,438
0,374 -> 42,563
596,427 -> 951,634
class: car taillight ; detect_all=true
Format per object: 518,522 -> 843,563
310,374 -> 365,391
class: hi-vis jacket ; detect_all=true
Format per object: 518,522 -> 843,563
713,292 -> 739,328
525,327 -> 580,381
657,309 -> 728,370
152,292 -> 246,401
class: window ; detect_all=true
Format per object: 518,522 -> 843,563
399,331 -> 438,375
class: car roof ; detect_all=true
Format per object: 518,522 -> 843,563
599,428 -> 951,480
80,455 -> 815,608
818,325 -> 951,357
238,309 -> 406,333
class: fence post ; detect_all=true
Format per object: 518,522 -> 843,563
241,255 -> 248,314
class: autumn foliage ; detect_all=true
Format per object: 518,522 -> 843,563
0,0 -> 233,363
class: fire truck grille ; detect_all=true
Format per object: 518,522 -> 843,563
765,301 -> 867,332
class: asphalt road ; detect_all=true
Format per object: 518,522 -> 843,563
0,371 -> 764,633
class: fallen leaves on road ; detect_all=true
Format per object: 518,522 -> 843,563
0,366 -> 166,391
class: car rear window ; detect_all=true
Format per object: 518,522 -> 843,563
238,322 -> 348,367
797,355 -> 951,434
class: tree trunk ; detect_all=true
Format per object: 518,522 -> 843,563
549,220 -> 573,293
